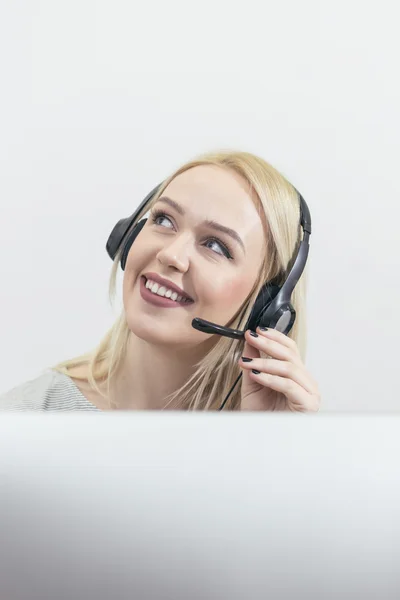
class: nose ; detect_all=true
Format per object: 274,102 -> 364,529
156,234 -> 191,272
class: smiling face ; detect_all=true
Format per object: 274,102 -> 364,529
122,165 -> 266,349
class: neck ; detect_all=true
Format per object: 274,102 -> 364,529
108,332 -> 212,410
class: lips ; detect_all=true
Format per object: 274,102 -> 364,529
142,272 -> 193,302
139,277 -> 193,309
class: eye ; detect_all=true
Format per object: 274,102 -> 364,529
150,209 -> 233,260
203,238 -> 233,260
150,210 -> 174,229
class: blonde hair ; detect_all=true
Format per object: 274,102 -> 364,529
54,150 -> 308,410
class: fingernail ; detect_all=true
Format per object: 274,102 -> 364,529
250,331 -> 258,337
259,326 -> 268,331
241,356 -> 253,362
252,369 -> 261,374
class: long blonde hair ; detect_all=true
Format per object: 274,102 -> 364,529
54,151 -> 308,410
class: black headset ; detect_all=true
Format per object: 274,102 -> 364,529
106,182 -> 312,410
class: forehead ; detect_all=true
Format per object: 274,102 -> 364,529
161,165 -> 265,240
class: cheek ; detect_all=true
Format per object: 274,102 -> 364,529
122,254 -> 138,301
122,245 -> 150,306
203,271 -> 257,312
123,235 -> 153,282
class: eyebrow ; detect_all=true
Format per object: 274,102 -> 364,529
155,196 -> 246,253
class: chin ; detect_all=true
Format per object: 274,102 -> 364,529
125,310 -> 187,346
123,282 -> 219,349
125,310 -> 217,351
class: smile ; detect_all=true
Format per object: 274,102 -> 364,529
140,277 -> 194,308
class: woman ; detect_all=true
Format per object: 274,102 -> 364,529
0,151 -> 320,411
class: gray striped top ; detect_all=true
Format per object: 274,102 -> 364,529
0,370 -> 101,411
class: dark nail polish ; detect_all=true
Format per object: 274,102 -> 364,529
252,369 -> 261,375
250,331 -> 258,337
259,327 -> 268,331
241,356 -> 253,362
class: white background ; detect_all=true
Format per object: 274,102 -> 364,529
0,0 -> 398,410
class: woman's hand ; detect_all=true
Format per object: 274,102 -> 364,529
239,327 -> 320,412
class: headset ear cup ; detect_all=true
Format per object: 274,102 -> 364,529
247,284 -> 281,331
120,219 -> 147,270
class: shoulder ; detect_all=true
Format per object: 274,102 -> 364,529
0,370 -> 58,411
0,370 -> 100,412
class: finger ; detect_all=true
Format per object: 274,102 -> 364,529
239,341 -> 264,397
256,327 -> 300,356
248,370 -> 319,412
241,339 -> 261,361
244,330 -> 302,366
239,357 -> 319,395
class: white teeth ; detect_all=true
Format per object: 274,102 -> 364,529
156,286 -> 167,297
144,278 -> 191,303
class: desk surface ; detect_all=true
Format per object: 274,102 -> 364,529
0,413 -> 399,600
